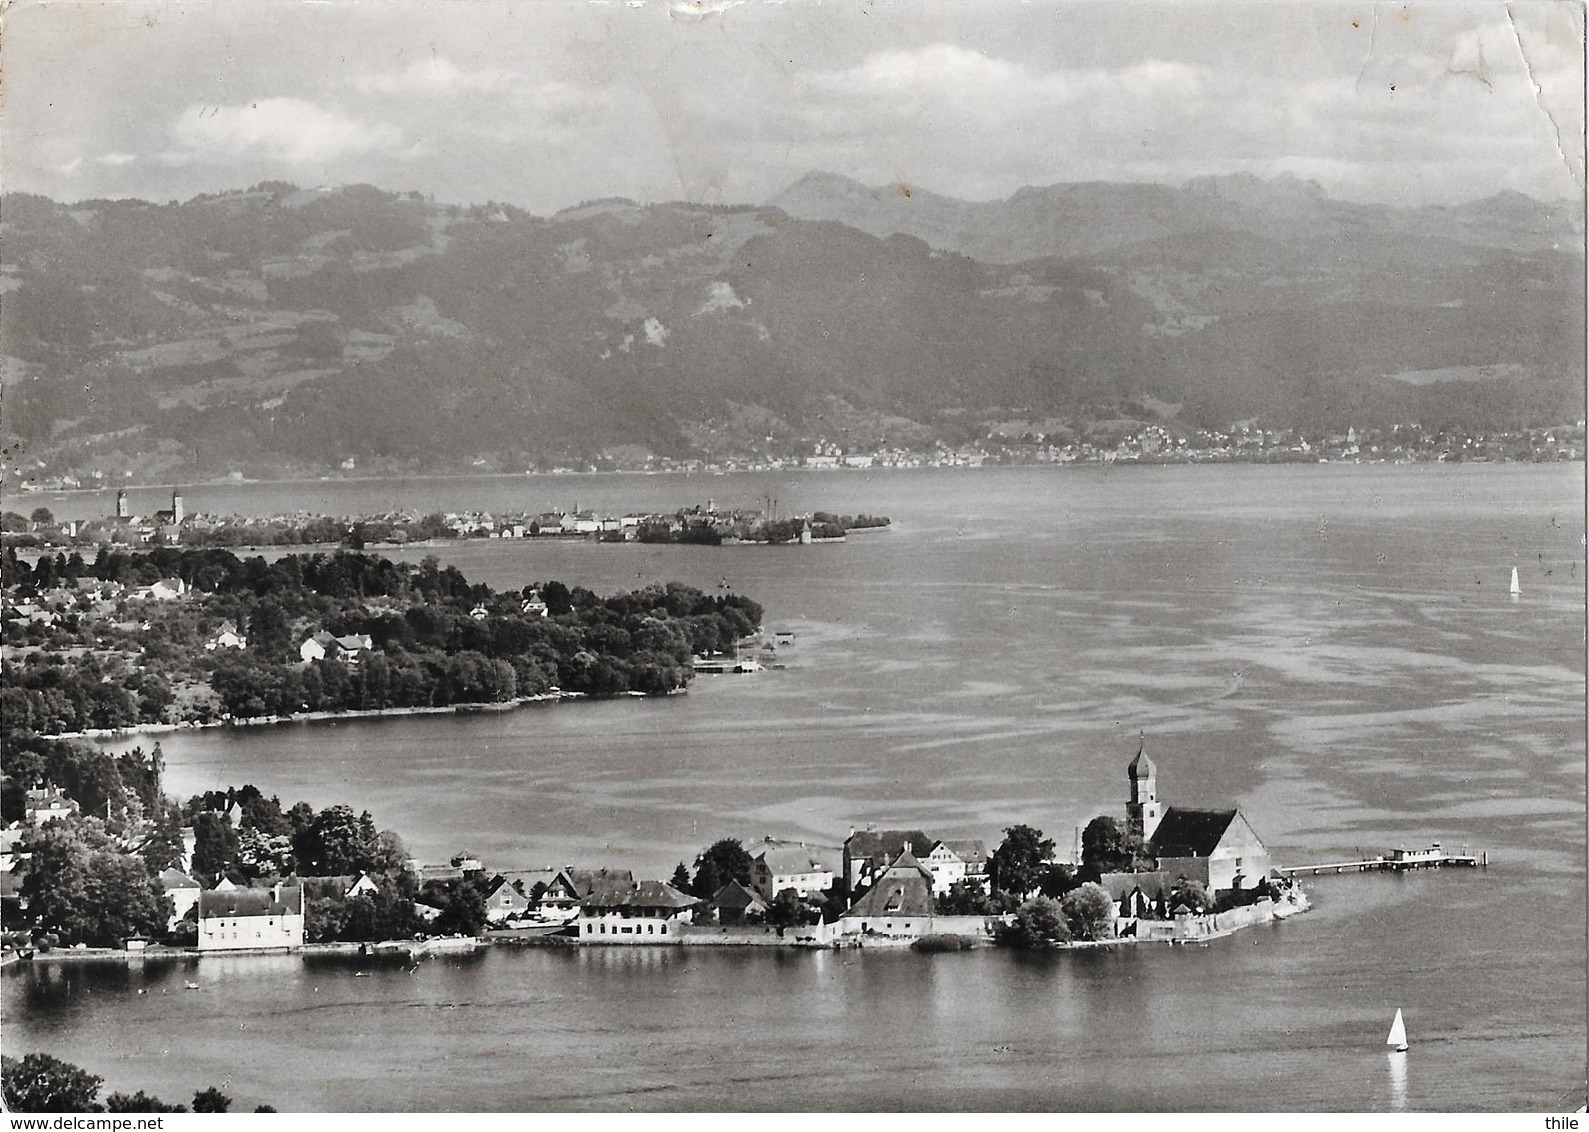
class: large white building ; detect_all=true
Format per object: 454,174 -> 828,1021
577,880 -> 698,944
747,841 -> 838,900
197,884 -> 304,952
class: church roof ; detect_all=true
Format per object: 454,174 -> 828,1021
1149,808 -> 1238,858
1128,742 -> 1156,780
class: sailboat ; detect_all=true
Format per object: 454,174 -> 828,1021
1509,567 -> 1522,597
1387,1008 -> 1408,1053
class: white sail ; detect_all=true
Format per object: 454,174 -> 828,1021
1510,567 -> 1522,596
1387,1008 -> 1408,1050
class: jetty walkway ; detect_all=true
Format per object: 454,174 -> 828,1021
1278,844 -> 1486,878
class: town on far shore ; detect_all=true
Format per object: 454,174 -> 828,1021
1,743 -> 1314,968
3,489 -> 891,553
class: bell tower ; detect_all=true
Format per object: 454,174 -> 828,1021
1125,736 -> 1163,843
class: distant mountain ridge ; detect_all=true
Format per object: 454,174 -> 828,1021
0,173 -> 1581,483
769,170 -> 1584,261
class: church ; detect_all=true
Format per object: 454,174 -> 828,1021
1124,743 -> 1272,894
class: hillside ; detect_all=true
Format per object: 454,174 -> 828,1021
1,176 -> 1581,483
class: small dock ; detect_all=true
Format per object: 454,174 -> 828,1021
692,656 -> 762,673
1278,843 -> 1487,878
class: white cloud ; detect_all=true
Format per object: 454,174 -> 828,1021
96,153 -> 138,167
352,57 -> 510,95
169,98 -> 404,165
803,44 -> 1202,105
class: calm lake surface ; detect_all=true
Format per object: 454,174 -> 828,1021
7,464 -> 1585,1111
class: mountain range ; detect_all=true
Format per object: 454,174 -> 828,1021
1,173 -> 1581,483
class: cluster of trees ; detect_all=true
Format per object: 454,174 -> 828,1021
1,1052 -> 269,1113
984,815 -> 1257,949
1,653 -> 175,735
2,548 -> 767,733
0,731 -> 433,948
160,512 -> 460,550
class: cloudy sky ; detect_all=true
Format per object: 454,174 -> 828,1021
5,0 -> 1583,212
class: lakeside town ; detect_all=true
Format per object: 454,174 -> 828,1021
1,745 -> 1309,969
0,539 -> 1308,960
8,419 -> 1585,496
2,492 -> 890,553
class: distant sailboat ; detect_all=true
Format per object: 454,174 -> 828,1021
1509,567 -> 1522,597
1387,1008 -> 1408,1053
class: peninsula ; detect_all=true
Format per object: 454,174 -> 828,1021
1,547 -> 766,731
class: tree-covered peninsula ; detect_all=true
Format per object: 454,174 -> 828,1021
1,547 -> 763,732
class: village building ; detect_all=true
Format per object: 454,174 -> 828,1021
521,591 -> 549,617
482,870 -> 556,923
839,849 -> 936,936
708,880 -> 768,925
843,828 -> 933,895
577,879 -> 698,943
134,578 -> 187,602
919,838 -> 989,896
205,620 -> 248,651
197,883 -> 305,952
538,867 -> 635,922
299,873 -> 380,902
158,867 -> 202,931
24,788 -> 79,826
747,839 -> 838,899
299,631 -> 374,665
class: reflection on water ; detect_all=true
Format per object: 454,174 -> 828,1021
1389,1051 -> 1408,1111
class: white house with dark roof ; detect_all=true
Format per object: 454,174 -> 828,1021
483,870 -> 556,923
577,879 -> 698,943
158,867 -> 202,930
205,621 -> 247,651
24,788 -> 79,826
539,867 -> 635,922
920,838 -> 988,896
197,883 -> 304,952
747,839 -> 838,899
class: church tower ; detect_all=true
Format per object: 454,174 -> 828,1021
171,490 -> 185,524
1126,738 -> 1163,843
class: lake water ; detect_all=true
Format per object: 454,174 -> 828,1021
5,464 -> 1585,1111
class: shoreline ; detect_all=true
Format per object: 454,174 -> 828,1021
52,691 -> 587,743
5,893 -> 1311,972
11,456 -> 1580,497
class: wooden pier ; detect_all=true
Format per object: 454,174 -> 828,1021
1278,844 -> 1487,878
